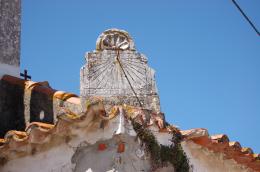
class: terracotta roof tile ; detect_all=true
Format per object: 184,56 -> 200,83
0,139 -> 5,145
0,103 -> 166,161
229,141 -> 242,151
210,134 -> 229,143
241,147 -> 254,154
0,114 -> 259,171
253,154 -> 260,160
0,110 -> 85,158
180,128 -> 209,139
5,130 -> 28,141
26,122 -> 55,132
53,91 -> 78,101
181,128 -> 260,171
1,75 -> 80,105
2,75 -> 25,87
1,76 -> 259,170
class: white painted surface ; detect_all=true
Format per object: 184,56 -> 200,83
0,136 -> 151,172
3,112 -> 253,172
182,141 -> 254,172
0,63 -> 19,79
115,107 -> 125,135
0,113 -> 142,172
72,136 -> 151,172
149,126 -> 172,146
0,144 -> 75,172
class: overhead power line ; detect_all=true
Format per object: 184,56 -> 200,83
231,0 -> 260,36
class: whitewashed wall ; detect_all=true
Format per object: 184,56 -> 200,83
0,114 -> 150,172
182,141 -> 254,172
0,113 -> 175,172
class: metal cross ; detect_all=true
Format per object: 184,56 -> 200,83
20,69 -> 31,80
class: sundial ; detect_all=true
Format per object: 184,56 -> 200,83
80,29 -> 160,112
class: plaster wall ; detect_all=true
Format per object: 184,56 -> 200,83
0,136 -> 151,172
182,140 -> 254,172
0,111 -> 175,172
0,144 -> 75,172
0,114 -> 149,172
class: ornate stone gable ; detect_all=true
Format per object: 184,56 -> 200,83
80,29 -> 160,112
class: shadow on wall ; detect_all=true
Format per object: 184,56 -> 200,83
29,87 -> 54,123
0,77 -> 25,137
0,76 -> 54,137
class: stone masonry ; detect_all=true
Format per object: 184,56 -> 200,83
80,29 -> 160,112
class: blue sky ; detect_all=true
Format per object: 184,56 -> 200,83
21,1 -> 260,152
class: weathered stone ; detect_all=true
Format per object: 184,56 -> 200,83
0,0 -> 21,78
80,29 -> 160,112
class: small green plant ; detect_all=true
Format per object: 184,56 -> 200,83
132,120 -> 190,172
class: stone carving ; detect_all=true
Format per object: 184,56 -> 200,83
80,29 -> 160,112
96,29 -> 135,51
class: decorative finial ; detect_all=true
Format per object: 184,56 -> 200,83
96,28 -> 135,51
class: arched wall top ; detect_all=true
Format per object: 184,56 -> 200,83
96,28 -> 135,51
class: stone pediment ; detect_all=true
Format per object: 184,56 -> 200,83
80,29 -> 160,112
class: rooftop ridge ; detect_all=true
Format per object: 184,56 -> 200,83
0,100 -> 259,171
181,128 -> 260,171
1,75 -> 80,104
0,101 -> 166,161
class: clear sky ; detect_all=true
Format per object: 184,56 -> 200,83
21,1 -> 260,152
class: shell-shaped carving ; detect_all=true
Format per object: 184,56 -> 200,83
96,28 -> 135,51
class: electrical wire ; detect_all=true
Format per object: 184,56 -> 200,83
231,0 -> 260,36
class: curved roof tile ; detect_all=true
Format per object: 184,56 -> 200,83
181,128 -> 260,171
1,75 -> 80,104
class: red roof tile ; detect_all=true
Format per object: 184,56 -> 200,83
181,128 -> 260,171
1,75 -> 259,171
2,75 -> 80,105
